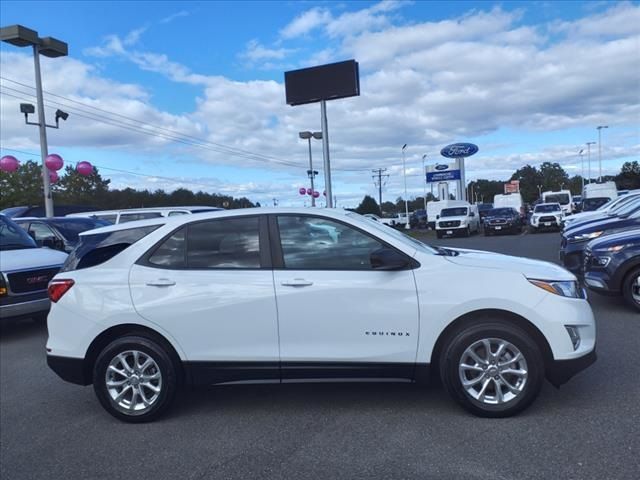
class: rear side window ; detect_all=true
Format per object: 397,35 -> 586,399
119,212 -> 163,223
60,225 -> 160,272
94,214 -> 117,224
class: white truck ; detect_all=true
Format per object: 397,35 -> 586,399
427,200 -> 468,229
542,190 -> 573,216
379,212 -> 412,229
435,203 -> 480,238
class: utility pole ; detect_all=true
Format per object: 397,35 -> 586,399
597,125 -> 608,182
372,168 -> 389,209
586,142 -> 596,184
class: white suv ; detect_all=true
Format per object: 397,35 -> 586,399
46,208 -> 596,422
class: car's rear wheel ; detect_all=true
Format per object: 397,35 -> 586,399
622,267 -> 640,312
93,335 -> 178,423
439,320 -> 544,417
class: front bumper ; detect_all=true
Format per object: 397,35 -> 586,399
0,295 -> 50,321
436,226 -> 466,236
559,241 -> 587,275
584,270 -> 619,295
547,347 -> 597,387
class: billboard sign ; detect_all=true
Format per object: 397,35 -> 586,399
284,60 -> 360,106
440,143 -> 479,159
426,161 -> 461,183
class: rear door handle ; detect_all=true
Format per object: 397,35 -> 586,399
281,279 -> 313,287
146,279 -> 176,287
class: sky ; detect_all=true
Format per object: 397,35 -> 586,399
0,0 -> 638,208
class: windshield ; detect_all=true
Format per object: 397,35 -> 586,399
534,204 -> 561,213
609,195 -> 640,213
582,197 -> 610,212
544,194 -> 570,205
346,212 -> 437,254
441,207 -> 468,217
487,208 -> 515,216
0,216 -> 37,250
50,218 -> 111,242
478,204 -> 493,212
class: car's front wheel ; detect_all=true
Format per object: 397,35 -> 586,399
439,320 -> 544,417
622,267 -> 640,312
93,335 -> 178,423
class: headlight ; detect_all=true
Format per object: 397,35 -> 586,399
601,244 -> 628,253
528,279 -> 584,298
0,274 -> 6,297
568,231 -> 603,243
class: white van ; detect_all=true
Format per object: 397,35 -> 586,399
493,193 -> 524,217
426,200 -> 468,229
542,190 -> 572,215
67,206 -> 223,224
583,181 -> 618,200
435,203 -> 480,238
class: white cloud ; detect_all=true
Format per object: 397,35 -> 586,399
280,7 -> 332,39
239,40 -> 296,64
160,11 -> 190,24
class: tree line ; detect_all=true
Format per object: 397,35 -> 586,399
0,161 -> 257,211
356,161 -> 640,216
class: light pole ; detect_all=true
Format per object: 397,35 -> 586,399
422,154 -> 428,211
299,131 -> 322,207
586,141 -> 595,185
597,125 -> 608,182
537,184 -> 542,199
578,149 -> 584,191
402,144 -> 410,230
1,25 -> 68,218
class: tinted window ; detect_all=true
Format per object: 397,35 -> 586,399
277,216 -> 384,270
0,216 -> 37,250
60,225 -> 160,272
168,211 -> 188,217
119,212 -> 163,223
582,198 -> 610,212
50,219 -> 109,242
488,208 -> 516,216
94,214 -> 117,224
148,229 -> 186,268
28,222 -> 56,243
545,194 -> 570,205
534,204 -> 561,213
441,207 -> 468,217
187,217 -> 260,269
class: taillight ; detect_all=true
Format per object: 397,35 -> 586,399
48,279 -> 75,303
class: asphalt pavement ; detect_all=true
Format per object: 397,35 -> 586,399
1,230 -> 638,480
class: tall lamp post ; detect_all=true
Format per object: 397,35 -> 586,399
1,25 -> 68,218
578,149 -> 584,191
402,144 -> 410,230
421,154 -> 428,211
596,125 -> 608,182
299,131 -> 322,207
586,141 -> 596,185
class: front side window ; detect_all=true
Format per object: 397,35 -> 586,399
277,216 -> 385,270
0,216 -> 37,250
534,204 -> 561,213
441,207 -> 468,217
28,222 -> 56,242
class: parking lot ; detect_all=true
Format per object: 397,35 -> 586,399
1,230 -> 638,480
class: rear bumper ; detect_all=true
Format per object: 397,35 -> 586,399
546,347 -> 597,387
47,355 -> 90,385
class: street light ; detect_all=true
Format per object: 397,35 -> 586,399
422,154 -> 428,211
402,144 -> 410,230
586,141 -> 596,185
537,184 -> 542,199
299,131 -> 322,207
578,149 -> 584,191
596,125 -> 608,182
1,24 -> 68,218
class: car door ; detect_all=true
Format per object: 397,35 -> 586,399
27,221 -> 59,248
129,215 -> 280,383
271,214 -> 420,381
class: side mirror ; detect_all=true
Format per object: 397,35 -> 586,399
436,214 -> 440,219
370,247 -> 411,271
42,236 -> 64,251
470,212 -> 475,217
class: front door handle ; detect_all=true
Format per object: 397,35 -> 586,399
146,278 -> 176,287
281,279 -> 313,287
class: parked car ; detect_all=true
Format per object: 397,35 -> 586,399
483,208 -> 522,235
1,205 -> 95,218
580,197 -> 611,213
572,195 -> 583,213
582,181 -> 618,203
435,204 -> 480,238
0,214 -> 68,323
542,190 -> 573,216
529,203 -> 564,233
426,200 -> 468,229
410,209 -> 428,229
67,206 -> 223,224
477,203 -> 494,223
564,192 -> 640,230
379,212 -> 412,229
583,229 -> 640,312
494,193 -> 524,219
560,203 -> 640,275
46,208 -> 595,422
563,196 -> 640,235
14,217 -> 110,253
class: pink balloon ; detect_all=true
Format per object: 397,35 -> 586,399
312,191 -> 320,198
76,161 -> 93,176
49,170 -> 59,183
0,155 -> 20,173
298,187 -> 306,195
45,153 -> 64,171
306,188 -> 312,195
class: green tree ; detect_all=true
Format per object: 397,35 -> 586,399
355,195 -> 381,215
539,162 -> 569,193
0,160 -> 45,209
380,201 -> 397,215
55,164 -> 110,206
511,165 -> 542,203
616,161 -> 640,190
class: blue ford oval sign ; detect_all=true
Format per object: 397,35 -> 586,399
435,164 -> 449,171
441,143 -> 479,158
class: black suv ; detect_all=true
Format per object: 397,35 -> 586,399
410,209 -> 427,229
14,217 -> 110,253
483,208 -> 522,235
583,229 -> 640,312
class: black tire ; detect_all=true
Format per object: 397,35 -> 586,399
436,230 -> 443,239
622,267 -> 640,312
439,319 -> 544,418
463,226 -> 470,237
93,335 -> 178,423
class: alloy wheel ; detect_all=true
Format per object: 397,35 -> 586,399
105,350 -> 162,414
